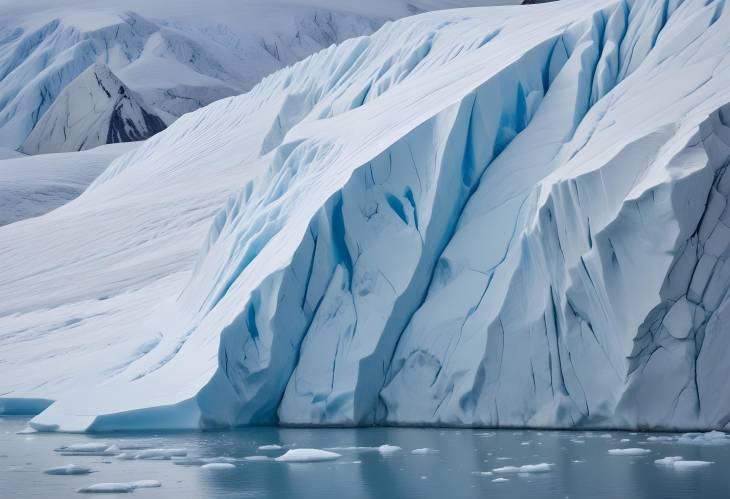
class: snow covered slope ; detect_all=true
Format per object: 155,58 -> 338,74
0,142 -> 138,225
0,0 -> 521,153
21,64 -> 165,154
3,0 -> 730,432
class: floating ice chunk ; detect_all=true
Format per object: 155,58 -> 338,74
258,444 -> 283,450
131,480 -> 161,488
678,431 -> 730,445
496,457 -> 512,461
420,476 -> 427,480
571,460 -> 584,464
201,463 -> 235,470
570,439 -> 585,444
44,464 -> 93,475
655,456 -> 683,465
244,456 -> 272,462
479,471 -> 494,476
17,427 -> 36,435
411,448 -> 437,455
620,439 -> 630,443
520,441 -> 531,446
647,436 -> 676,442
475,432 -> 495,437
115,453 -> 136,460
58,443 -> 109,453
672,460 -> 714,470
600,434 -> 613,439
493,463 -> 553,473
135,449 -> 187,460
492,478 -> 509,483
77,483 -> 134,493
275,449 -> 342,462
608,448 -> 651,456
377,445 -> 402,454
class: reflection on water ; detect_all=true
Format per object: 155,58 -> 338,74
1,416 -> 729,499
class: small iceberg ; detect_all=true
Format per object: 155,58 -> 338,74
672,460 -> 714,470
258,444 -> 283,451
201,463 -> 235,470
411,448 -> 437,455
608,448 -> 651,456
244,455 -> 272,462
77,483 -> 134,494
135,448 -> 187,460
377,445 -> 402,454
275,449 -> 342,462
655,456 -> 683,465
44,464 -> 93,475
492,478 -> 509,483
131,480 -> 161,488
493,463 -> 553,474
58,443 -> 109,453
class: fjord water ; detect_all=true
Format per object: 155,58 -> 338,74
2,417 -> 729,499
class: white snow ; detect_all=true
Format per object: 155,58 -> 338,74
200,463 -> 235,469
275,449 -> 342,462
493,463 -> 553,474
44,464 -> 93,475
608,449 -> 651,456
1,0 -> 730,433
0,142 -> 139,225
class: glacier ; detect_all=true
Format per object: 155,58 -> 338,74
2,0 -> 730,433
0,0 -> 520,153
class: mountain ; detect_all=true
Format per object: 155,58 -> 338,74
0,0 -> 522,154
2,0 -> 730,432
0,142 -> 138,226
21,64 -> 164,154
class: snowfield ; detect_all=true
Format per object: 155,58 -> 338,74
2,0 -> 730,433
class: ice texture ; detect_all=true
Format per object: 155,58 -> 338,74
2,0 -> 730,433
44,464 -> 93,475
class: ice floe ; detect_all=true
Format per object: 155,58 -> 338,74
201,463 -> 235,470
275,449 -> 342,462
608,449 -> 651,456
493,463 -> 553,473
44,464 -> 93,475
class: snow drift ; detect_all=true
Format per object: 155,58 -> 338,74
2,0 -> 730,432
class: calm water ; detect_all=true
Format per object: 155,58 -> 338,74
1,416 -> 729,498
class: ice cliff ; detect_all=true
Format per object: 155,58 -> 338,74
1,0 -> 730,432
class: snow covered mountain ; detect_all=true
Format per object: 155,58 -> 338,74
21,64 -> 164,154
2,0 -> 730,433
0,0 -> 521,154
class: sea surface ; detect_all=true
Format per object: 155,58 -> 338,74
2,416 -> 729,498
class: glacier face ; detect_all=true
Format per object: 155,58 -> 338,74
2,0 -> 730,432
0,0 -> 521,153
